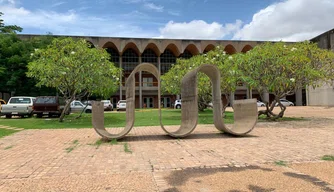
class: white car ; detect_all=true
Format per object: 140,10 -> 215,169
275,99 -> 294,106
257,101 -> 265,107
101,100 -> 113,111
70,100 -> 92,113
1,96 -> 36,118
116,100 -> 126,111
174,99 -> 181,109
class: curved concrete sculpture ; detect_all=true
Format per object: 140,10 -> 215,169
92,63 -> 160,139
159,64 -> 257,137
92,63 -> 257,139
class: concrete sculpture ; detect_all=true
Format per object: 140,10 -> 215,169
92,63 -> 257,139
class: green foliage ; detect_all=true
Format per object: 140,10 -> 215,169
27,37 -> 121,121
0,12 -> 22,33
0,33 -> 56,95
27,37 -> 121,98
236,41 -> 334,119
161,46 -> 239,110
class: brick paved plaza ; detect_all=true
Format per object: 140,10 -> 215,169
0,107 -> 334,191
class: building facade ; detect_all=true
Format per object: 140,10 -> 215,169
18,34 -> 318,108
308,29 -> 334,107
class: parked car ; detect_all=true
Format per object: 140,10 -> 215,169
116,100 -> 126,111
174,99 -> 181,109
33,96 -> 67,118
82,100 -> 92,106
101,100 -> 113,111
275,99 -> 294,106
257,100 -> 265,107
1,96 -> 35,118
70,100 -> 92,113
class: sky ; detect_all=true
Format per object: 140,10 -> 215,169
0,0 -> 333,41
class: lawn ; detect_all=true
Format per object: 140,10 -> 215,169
0,129 -> 19,138
0,109 -> 305,130
0,109 -> 234,129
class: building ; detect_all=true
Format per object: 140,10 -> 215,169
18,30 -> 334,108
308,29 -> 334,106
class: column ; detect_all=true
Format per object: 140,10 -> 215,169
158,56 -> 161,76
246,86 -> 252,99
262,91 -> 270,103
119,56 -> 123,100
295,88 -> 303,106
158,56 -> 161,108
139,56 -> 142,109
229,92 -> 235,106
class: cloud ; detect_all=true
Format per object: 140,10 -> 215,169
144,2 -> 163,12
159,20 -> 243,39
0,2 -> 158,38
233,0 -> 334,41
168,10 -> 180,16
50,1 -> 66,8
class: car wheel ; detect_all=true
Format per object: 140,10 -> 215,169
290,104 -> 293,106
176,105 -> 181,109
5,115 -> 12,119
85,109 -> 92,113
261,104 -> 265,107
37,114 -> 43,118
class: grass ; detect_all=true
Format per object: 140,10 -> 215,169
321,155 -> 334,161
4,145 -> 13,150
65,139 -> 79,153
274,160 -> 287,166
88,138 -> 118,149
0,109 -> 234,129
0,109 -> 305,130
123,142 -> 132,153
0,129 -> 19,138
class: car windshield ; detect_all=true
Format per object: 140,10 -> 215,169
9,98 -> 31,104
35,97 -> 56,104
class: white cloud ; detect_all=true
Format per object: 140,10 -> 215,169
144,2 -> 163,12
0,2 -> 158,37
233,0 -> 334,41
159,20 -> 243,39
168,10 -> 180,16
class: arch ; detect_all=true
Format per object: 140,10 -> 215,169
86,41 -> 95,48
92,63 -> 160,139
224,44 -> 237,55
121,42 -> 140,56
143,43 -> 160,56
203,44 -> 215,53
142,48 -> 158,68
241,45 -> 253,53
102,41 -> 119,52
163,43 -> 181,57
183,44 -> 200,56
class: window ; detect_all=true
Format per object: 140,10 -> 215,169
9,98 -> 31,104
105,48 -> 120,67
122,48 -> 139,73
143,77 -> 153,87
35,97 -> 56,104
161,49 -> 176,74
75,102 -> 83,107
180,50 -> 193,59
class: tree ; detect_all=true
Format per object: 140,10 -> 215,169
161,46 -> 239,111
236,41 -> 334,119
0,33 -> 56,96
27,38 -> 121,122
0,12 -> 22,33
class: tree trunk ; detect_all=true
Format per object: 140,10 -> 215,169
59,94 -> 75,122
75,104 -> 89,119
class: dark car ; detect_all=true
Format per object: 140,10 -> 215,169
33,96 -> 67,118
